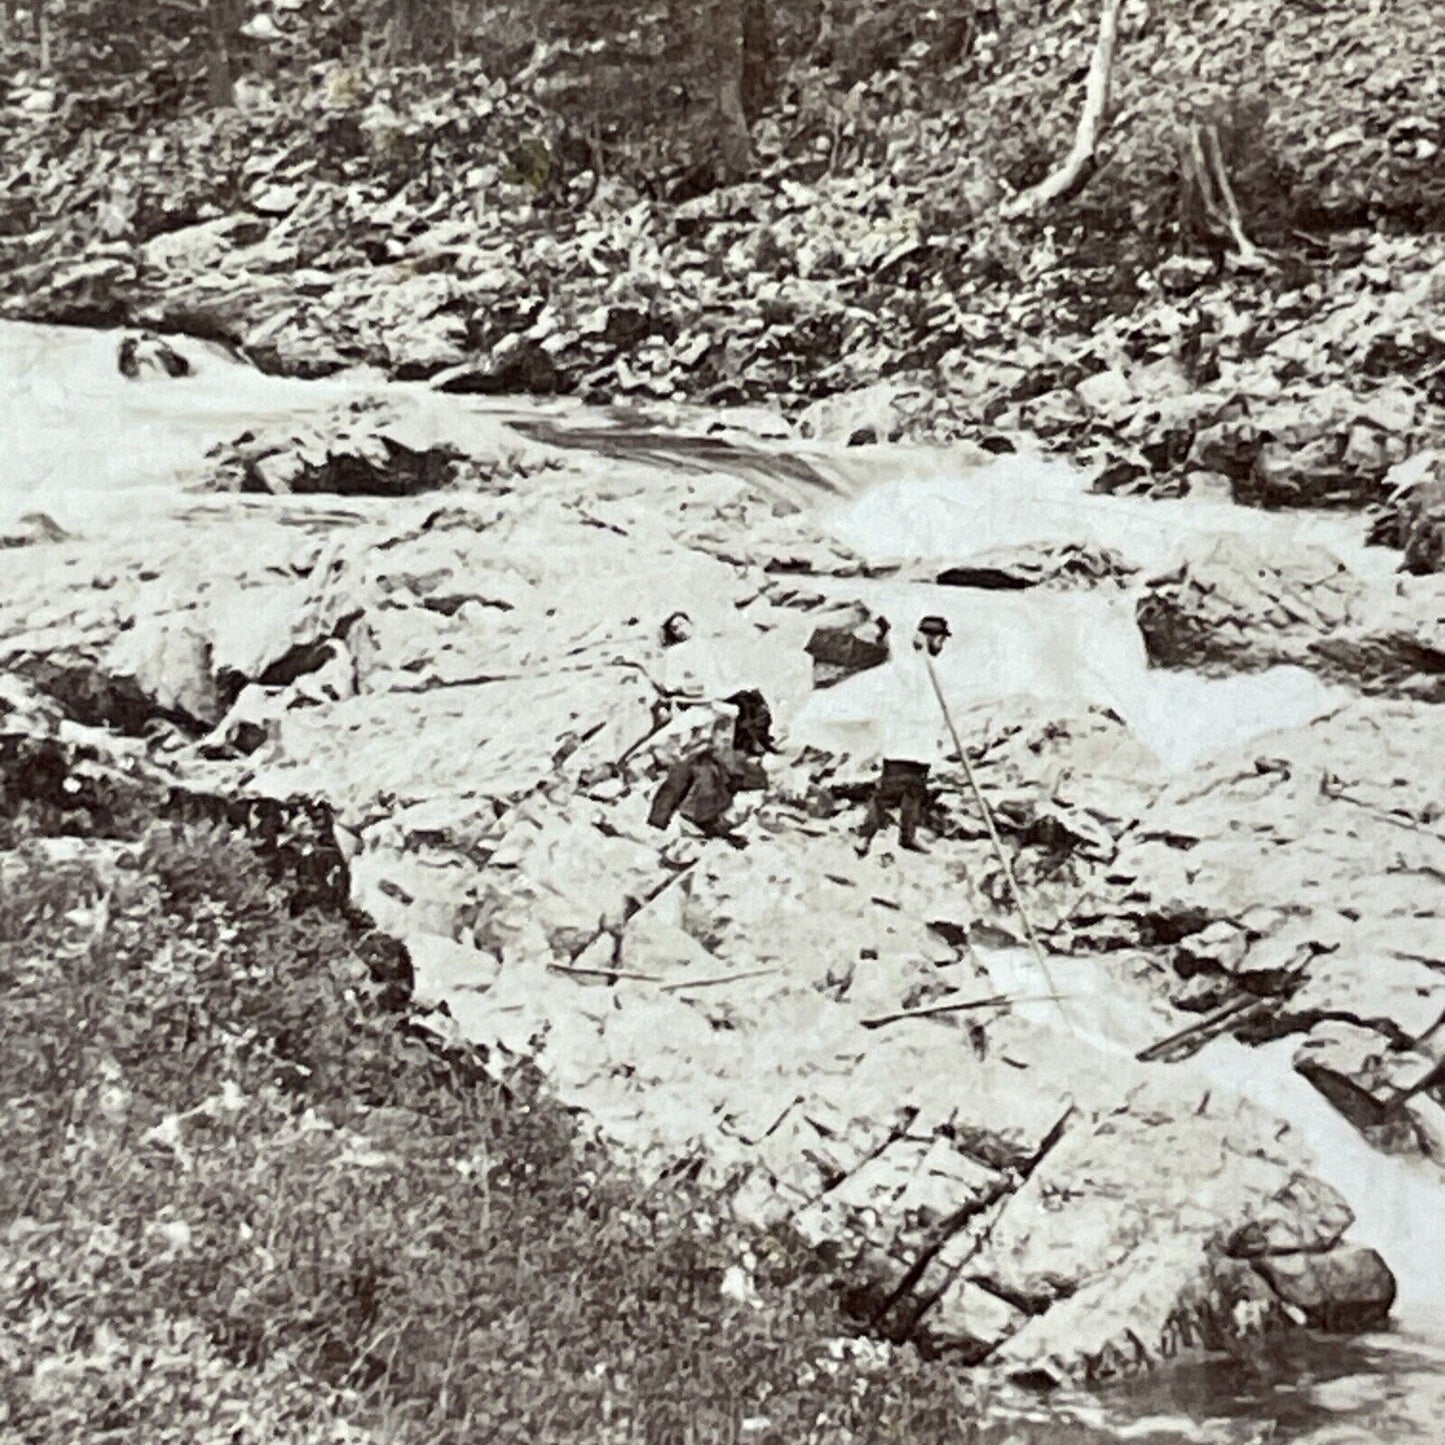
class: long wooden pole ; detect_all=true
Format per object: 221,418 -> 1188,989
924,655 -> 1070,1031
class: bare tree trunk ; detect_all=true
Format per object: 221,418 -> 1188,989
203,0 -> 244,107
740,0 -> 773,121
1001,0 -> 1123,218
1178,116 -> 1269,270
711,0 -> 754,182
33,0 -> 51,71
388,0 -> 455,62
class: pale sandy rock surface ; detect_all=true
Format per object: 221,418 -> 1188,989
2,336 -> 1441,1387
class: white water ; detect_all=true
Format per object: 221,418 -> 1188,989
827,448 -> 1399,582
782,434 -> 1413,773
0,322 -> 385,531
985,947 -> 1445,1338
788,572 -> 1346,772
4,320 -> 1443,1435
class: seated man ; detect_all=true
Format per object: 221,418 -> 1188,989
623,612 -> 775,773
646,729 -> 768,849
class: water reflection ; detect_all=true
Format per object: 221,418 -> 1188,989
985,1331 -> 1445,1444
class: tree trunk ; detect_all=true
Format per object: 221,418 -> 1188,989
388,0 -> 455,62
203,0 -> 244,107
740,0 -> 773,121
711,0 -> 755,182
1001,0 -> 1123,218
1177,115 -> 1269,270
33,0 -> 50,70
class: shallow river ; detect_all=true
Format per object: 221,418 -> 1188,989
2,321 -> 1441,1444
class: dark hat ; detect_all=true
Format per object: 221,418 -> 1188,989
917,614 -> 952,637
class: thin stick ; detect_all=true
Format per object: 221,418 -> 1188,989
924,655 -> 1070,1030
1135,993 -> 1265,1064
861,992 -> 1063,1031
660,967 -> 779,993
548,963 -> 661,983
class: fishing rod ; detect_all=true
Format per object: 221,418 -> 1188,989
924,654 -> 1072,1033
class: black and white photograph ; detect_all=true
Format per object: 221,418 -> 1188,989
1,0 -> 1442,1440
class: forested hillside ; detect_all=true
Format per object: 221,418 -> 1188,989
4,0 -> 1444,495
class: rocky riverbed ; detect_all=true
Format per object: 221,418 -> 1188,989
2,321 -> 1442,1416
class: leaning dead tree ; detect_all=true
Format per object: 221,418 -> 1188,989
1177,107 -> 1271,270
1001,0 -> 1123,218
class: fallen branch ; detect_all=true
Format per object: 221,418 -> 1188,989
1001,0 -> 1123,218
1321,773 -> 1445,840
552,858 -> 702,980
1382,1054 -> 1445,1119
860,992 -> 1061,1031
1136,992 -> 1270,1064
870,1103 -> 1075,1336
661,966 -> 779,993
548,962 -> 661,983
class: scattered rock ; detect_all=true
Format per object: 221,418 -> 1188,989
804,606 -> 890,687
798,382 -> 912,446
1254,1246 -> 1397,1331
117,331 -> 192,379
1371,451 -> 1445,574
1,512 -> 71,548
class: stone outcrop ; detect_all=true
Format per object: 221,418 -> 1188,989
1185,383 -> 1417,510
1136,534 -> 1445,701
1370,450 -> 1445,575
1254,1247 -> 1397,1332
936,541 -> 1136,592
3,365 -> 1437,1388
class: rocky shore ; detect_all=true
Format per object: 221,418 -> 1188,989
4,324 -> 1440,1392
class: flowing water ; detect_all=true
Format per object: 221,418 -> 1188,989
3,321 -> 1441,1442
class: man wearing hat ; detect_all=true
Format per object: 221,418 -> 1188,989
856,614 -> 952,856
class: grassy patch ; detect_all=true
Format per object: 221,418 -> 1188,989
0,813 -> 1002,1443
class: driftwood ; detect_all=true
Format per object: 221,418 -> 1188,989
661,966 -> 779,993
548,962 -> 660,983
870,1103 -> 1075,1338
860,992 -> 1060,1031
1001,0 -> 1123,217
1136,993 -> 1270,1064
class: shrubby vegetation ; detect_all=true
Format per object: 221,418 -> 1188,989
1,809 -> 1032,1442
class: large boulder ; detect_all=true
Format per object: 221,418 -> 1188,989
116,331 -> 191,380
210,404 -> 464,497
1136,535 -> 1445,700
804,604 -> 890,687
1188,383 -> 1417,508
959,1079 -> 1371,1384
1254,1246 -> 1396,1331
1137,536 -> 1363,674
